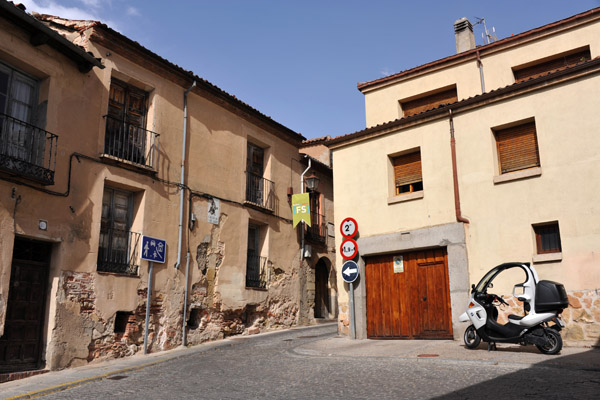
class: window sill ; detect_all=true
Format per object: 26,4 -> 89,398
388,191 -> 424,204
493,167 -> 542,184
532,252 -> 562,264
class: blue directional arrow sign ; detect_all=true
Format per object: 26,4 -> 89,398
141,235 -> 166,264
342,260 -> 359,283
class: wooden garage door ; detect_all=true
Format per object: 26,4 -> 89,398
366,248 -> 452,339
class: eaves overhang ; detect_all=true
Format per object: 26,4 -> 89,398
328,57 -> 600,150
0,1 -> 103,73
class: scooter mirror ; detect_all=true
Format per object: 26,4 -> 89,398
471,283 -> 475,293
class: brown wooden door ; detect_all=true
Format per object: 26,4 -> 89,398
366,248 -> 452,339
0,238 -> 51,372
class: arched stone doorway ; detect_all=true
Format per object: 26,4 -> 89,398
314,257 -> 335,319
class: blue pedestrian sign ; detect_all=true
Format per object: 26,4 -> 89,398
141,235 -> 166,263
342,260 -> 359,283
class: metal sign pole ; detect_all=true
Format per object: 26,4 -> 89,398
349,281 -> 356,339
144,261 -> 154,354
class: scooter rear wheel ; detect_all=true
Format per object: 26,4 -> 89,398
464,325 -> 481,349
536,329 -> 562,355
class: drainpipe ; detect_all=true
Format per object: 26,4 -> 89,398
476,49 -> 485,93
449,109 -> 470,224
300,156 -> 311,266
175,80 -> 196,269
179,81 -> 195,347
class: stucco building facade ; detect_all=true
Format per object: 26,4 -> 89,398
0,2 -> 335,375
328,8 -> 600,345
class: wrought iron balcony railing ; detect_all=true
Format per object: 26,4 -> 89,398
245,172 -> 274,211
305,213 -> 327,244
97,228 -> 141,276
103,115 -> 159,169
246,254 -> 268,289
0,113 -> 57,185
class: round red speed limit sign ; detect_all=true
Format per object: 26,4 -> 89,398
340,238 -> 358,260
340,217 -> 358,238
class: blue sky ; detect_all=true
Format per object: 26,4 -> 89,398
19,0 -> 600,139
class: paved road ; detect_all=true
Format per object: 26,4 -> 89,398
16,325 -> 600,399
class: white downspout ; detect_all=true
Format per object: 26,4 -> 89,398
175,80 -> 196,269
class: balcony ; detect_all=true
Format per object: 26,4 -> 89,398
103,115 -> 159,169
246,254 -> 268,289
245,172 -> 274,211
305,213 -> 327,244
0,113 -> 57,185
97,228 -> 141,276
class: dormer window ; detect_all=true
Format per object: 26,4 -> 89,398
512,46 -> 591,83
399,85 -> 457,118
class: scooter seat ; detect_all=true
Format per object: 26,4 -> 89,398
508,314 -> 524,321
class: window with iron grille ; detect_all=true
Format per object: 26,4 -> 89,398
513,46 -> 591,83
533,222 -> 562,254
494,121 -> 540,175
105,78 -> 149,165
0,61 -> 56,184
98,187 -> 140,275
306,191 -> 326,243
392,150 -> 423,195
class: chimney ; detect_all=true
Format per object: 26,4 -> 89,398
454,17 -> 475,53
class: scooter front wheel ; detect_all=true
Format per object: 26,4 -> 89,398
464,325 -> 481,349
536,329 -> 562,355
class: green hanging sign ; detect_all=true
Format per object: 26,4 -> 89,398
292,193 -> 311,227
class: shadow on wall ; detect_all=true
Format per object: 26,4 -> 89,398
433,337 -> 600,399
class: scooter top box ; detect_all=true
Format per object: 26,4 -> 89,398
535,280 -> 569,312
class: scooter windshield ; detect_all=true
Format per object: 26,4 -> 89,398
474,266 -> 502,294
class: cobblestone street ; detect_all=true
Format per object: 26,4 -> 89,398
8,324 -> 597,400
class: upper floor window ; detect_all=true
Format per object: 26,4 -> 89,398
513,46 -> 591,83
245,142 -> 274,210
306,191 -> 326,244
98,186 -> 140,275
0,62 -> 57,185
104,78 -> 158,168
392,150 -> 423,195
493,120 -> 540,175
400,85 -> 457,118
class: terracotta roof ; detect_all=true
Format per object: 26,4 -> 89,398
0,2 -> 103,72
328,57 -> 600,147
301,136 -> 331,146
357,7 -> 600,92
35,14 -> 306,144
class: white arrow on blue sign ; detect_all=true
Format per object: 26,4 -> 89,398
342,260 -> 359,283
141,235 -> 167,263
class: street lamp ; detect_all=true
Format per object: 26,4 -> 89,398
304,173 -> 320,192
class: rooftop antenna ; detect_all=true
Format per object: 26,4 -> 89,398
473,17 -> 497,44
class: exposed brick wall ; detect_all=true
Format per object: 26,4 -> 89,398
63,272 -> 96,314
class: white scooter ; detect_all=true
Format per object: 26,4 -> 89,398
459,262 -> 568,354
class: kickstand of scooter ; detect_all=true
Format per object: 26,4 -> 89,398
487,342 -> 497,351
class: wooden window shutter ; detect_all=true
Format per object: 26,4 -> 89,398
393,151 -> 422,186
495,122 -> 540,174
514,48 -> 591,83
401,87 -> 457,117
